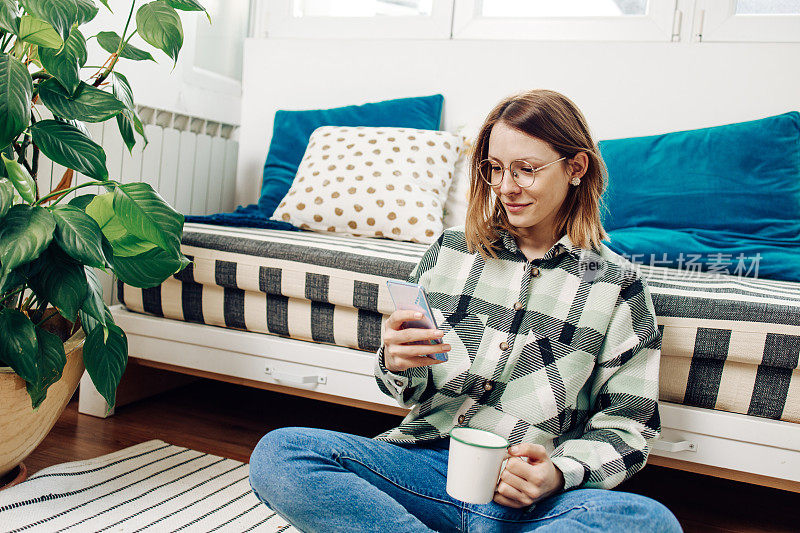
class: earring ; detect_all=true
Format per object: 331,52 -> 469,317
570,175 -> 581,186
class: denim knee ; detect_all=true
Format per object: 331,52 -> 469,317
619,493 -> 682,533
248,426 -> 310,505
643,497 -> 683,533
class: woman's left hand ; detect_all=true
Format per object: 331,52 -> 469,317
493,443 -> 565,508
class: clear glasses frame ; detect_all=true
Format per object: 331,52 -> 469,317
478,156 -> 567,188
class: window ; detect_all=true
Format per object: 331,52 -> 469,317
695,0 -> 800,42
182,0 -> 248,95
293,0 -> 433,17
452,0 -> 678,41
261,0 -> 453,39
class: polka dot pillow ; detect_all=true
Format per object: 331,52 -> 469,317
271,126 -> 461,244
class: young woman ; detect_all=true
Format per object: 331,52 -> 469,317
249,89 -> 683,533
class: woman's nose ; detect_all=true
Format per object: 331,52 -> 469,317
498,168 -> 521,194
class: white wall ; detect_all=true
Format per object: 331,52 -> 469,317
82,4 -> 241,126
235,37 -> 800,206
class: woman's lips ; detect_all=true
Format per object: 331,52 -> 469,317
505,202 -> 531,213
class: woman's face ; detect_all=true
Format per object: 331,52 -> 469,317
487,121 -> 571,237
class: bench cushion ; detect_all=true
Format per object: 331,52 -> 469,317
119,224 -> 800,423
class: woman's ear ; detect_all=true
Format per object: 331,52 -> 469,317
567,152 -> 589,180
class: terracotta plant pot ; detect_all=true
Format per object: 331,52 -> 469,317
0,329 -> 86,478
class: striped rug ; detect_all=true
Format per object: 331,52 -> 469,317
0,440 -> 301,532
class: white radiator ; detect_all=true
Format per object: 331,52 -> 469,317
34,106 -> 240,306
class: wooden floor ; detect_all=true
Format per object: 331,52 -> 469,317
25,378 -> 799,533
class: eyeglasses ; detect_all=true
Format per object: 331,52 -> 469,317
478,156 -> 566,188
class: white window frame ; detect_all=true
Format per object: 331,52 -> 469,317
452,0 -> 678,42
693,0 -> 800,42
180,5 -> 244,97
259,0 -> 455,39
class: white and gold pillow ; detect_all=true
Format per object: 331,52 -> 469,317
271,126 -> 460,244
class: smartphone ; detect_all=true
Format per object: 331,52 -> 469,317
386,279 -> 448,361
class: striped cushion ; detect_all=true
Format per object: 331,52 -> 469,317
120,223 -> 800,423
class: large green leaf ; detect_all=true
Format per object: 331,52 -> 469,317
136,1 -> 183,64
113,182 -> 183,256
166,0 -> 209,22
51,204 -> 106,268
39,28 -> 87,95
110,72 -> 147,153
30,119 -> 108,180
79,304 -> 113,337
75,0 -> 98,25
38,79 -> 126,123
112,245 -> 189,288
67,192 -> 94,210
20,0 -> 79,45
81,266 -> 106,327
17,15 -> 63,49
28,243 -> 88,322
85,192 -> 157,257
0,204 -> 55,277
0,53 -> 33,149
83,321 -> 127,411
0,308 -> 38,382
0,178 -> 13,218
96,31 -> 155,62
166,0 -> 205,11
1,154 -> 36,202
27,326 -> 67,409
0,0 -> 20,35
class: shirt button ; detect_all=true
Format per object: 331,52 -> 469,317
499,341 -> 509,350
513,301 -> 523,311
458,414 -> 466,424
484,381 -> 493,391
531,267 -> 540,277
394,379 -> 404,387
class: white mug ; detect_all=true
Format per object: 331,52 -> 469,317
446,427 -> 510,504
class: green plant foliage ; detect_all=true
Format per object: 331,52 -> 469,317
30,120 -> 109,180
0,204 -> 55,277
113,245 -> 189,288
0,178 -> 13,218
0,307 -> 38,382
38,79 -> 126,123
111,72 -> 147,152
27,243 -> 89,322
83,321 -> 127,411
0,0 -> 20,35
19,0 -> 80,45
51,204 -> 107,268
27,326 -> 67,409
0,0 -> 203,411
0,53 -> 32,148
17,15 -> 64,49
38,28 -> 88,95
96,31 -> 155,62
1,154 -> 36,202
136,1 -> 183,64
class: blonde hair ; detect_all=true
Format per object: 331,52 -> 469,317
464,89 -> 609,259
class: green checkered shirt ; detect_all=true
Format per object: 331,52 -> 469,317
373,225 -> 662,491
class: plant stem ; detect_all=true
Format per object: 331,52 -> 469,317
95,1 -> 136,86
34,180 -> 109,206
0,286 -> 26,306
121,1 -> 136,44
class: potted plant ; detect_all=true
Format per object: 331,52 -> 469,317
0,0 -> 207,483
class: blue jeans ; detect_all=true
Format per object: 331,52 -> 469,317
249,426 -> 683,533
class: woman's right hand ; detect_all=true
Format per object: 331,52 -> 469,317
382,310 -> 451,373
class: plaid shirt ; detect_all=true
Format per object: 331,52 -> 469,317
373,225 -> 662,491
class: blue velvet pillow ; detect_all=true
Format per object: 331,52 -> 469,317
258,94 -> 444,218
599,111 -> 800,282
